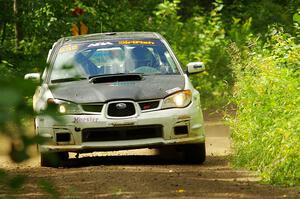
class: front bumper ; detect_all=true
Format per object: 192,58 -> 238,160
36,101 -> 205,153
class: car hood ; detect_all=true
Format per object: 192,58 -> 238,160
50,75 -> 185,103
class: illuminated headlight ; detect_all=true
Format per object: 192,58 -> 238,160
47,98 -> 82,114
58,104 -> 67,113
162,90 -> 192,109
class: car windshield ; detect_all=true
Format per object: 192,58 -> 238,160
50,39 -> 179,82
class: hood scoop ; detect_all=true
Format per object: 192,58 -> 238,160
89,73 -> 143,84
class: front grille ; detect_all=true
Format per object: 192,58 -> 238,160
82,125 -> 163,142
81,104 -> 103,112
107,102 -> 136,117
138,100 -> 160,111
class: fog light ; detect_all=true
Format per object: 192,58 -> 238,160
56,133 -> 71,142
174,125 -> 189,135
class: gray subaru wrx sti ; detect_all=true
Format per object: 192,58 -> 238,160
25,32 -> 206,167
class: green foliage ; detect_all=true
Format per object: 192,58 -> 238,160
223,0 -> 299,34
293,8 -> 300,38
152,0 -> 183,46
228,28 -> 300,186
153,0 -> 232,108
228,17 -> 253,47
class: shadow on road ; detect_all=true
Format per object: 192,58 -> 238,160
55,153 -> 229,168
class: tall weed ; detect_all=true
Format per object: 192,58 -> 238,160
228,28 -> 300,185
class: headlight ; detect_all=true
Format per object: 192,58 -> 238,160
162,90 -> 192,109
47,98 -> 82,114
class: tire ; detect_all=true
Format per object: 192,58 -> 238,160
41,152 -> 69,167
183,143 -> 206,164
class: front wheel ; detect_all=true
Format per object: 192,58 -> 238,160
41,152 -> 69,167
183,143 -> 206,164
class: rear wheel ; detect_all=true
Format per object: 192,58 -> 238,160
41,152 -> 69,167
183,143 -> 206,164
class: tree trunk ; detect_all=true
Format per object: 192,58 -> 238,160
13,0 -> 23,48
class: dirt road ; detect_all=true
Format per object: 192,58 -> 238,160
0,114 -> 299,198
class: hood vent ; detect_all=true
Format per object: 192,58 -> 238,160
81,104 -> 103,112
89,74 -> 143,84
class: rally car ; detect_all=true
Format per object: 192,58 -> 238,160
25,32 -> 206,167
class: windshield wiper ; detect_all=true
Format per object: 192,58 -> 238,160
51,77 -> 87,83
89,73 -> 143,84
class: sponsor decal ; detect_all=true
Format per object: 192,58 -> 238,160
166,87 -> 181,94
118,40 -> 155,45
59,44 -> 78,53
73,117 -> 100,123
88,42 -> 113,47
109,82 -> 136,86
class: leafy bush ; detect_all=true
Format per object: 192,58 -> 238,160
153,0 -> 232,108
0,60 -> 44,162
228,27 -> 300,185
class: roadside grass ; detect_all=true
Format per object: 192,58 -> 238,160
227,28 -> 300,186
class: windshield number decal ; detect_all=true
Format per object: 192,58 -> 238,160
59,45 -> 78,53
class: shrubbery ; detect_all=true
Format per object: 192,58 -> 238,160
228,28 -> 300,185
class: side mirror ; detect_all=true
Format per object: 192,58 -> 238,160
24,73 -> 41,82
186,62 -> 205,75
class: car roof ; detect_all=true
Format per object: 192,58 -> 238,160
59,32 -> 163,44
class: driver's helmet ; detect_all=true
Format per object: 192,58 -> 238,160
126,46 -> 158,70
